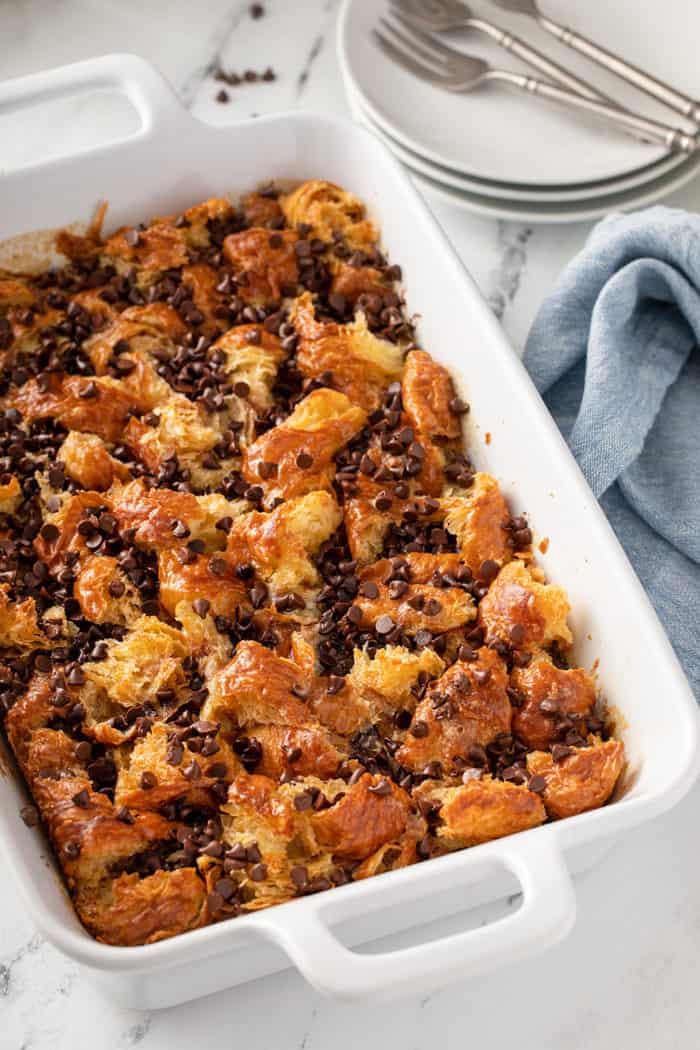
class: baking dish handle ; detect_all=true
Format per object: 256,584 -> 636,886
256,833 -> 575,1001
0,53 -> 188,139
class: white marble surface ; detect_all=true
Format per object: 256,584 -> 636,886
1,2 -> 699,1047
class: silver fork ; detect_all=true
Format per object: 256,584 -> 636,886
374,17 -> 699,153
389,0 -> 615,105
489,0 -> 700,126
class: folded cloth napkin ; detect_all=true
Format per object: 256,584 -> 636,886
523,206 -> 700,698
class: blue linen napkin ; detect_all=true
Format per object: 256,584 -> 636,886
523,206 -> 700,698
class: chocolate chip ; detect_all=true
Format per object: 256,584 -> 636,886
66,666 -> 85,687
368,778 -> 391,796
209,556 -> 227,577
193,598 -> 210,618
234,380 -> 250,397
375,614 -> 394,635
551,744 -> 572,762
478,559 -> 500,583
71,788 -> 90,809
359,580 -> 379,599
166,741 -> 184,766
410,720 -> 429,738
509,623 -> 525,645
215,877 -> 236,900
528,774 -> 546,794
249,862 -> 267,881
20,805 -> 39,827
63,841 -> 81,859
290,864 -> 308,889
474,668 -> 491,686
294,792 -> 313,811
108,579 -> 125,598
39,523 -> 59,542
140,772 -> 157,790
207,891 -> 225,912
296,451 -> 314,469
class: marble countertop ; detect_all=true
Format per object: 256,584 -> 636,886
1,2 -> 699,1047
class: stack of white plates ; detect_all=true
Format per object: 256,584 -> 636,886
337,0 -> 700,222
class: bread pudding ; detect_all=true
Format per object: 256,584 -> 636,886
0,179 -> 624,945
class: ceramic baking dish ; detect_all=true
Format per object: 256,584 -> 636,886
0,54 -> 697,1010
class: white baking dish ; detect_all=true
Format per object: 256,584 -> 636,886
0,54 -> 698,1010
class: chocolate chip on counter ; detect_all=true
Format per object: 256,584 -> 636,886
216,89 -> 230,104
250,3 -> 264,18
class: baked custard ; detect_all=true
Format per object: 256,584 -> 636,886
0,181 -> 624,945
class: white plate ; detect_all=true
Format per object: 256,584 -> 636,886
407,150 -> 700,222
338,0 -> 700,186
347,81 -> 687,202
346,77 -> 700,222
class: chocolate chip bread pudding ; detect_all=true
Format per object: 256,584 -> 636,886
0,180 -> 625,946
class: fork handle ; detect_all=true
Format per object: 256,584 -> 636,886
537,14 -> 700,126
469,19 -> 614,105
501,73 -> 699,152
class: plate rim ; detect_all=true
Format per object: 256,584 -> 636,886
405,148 -> 700,222
347,81 -> 686,203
